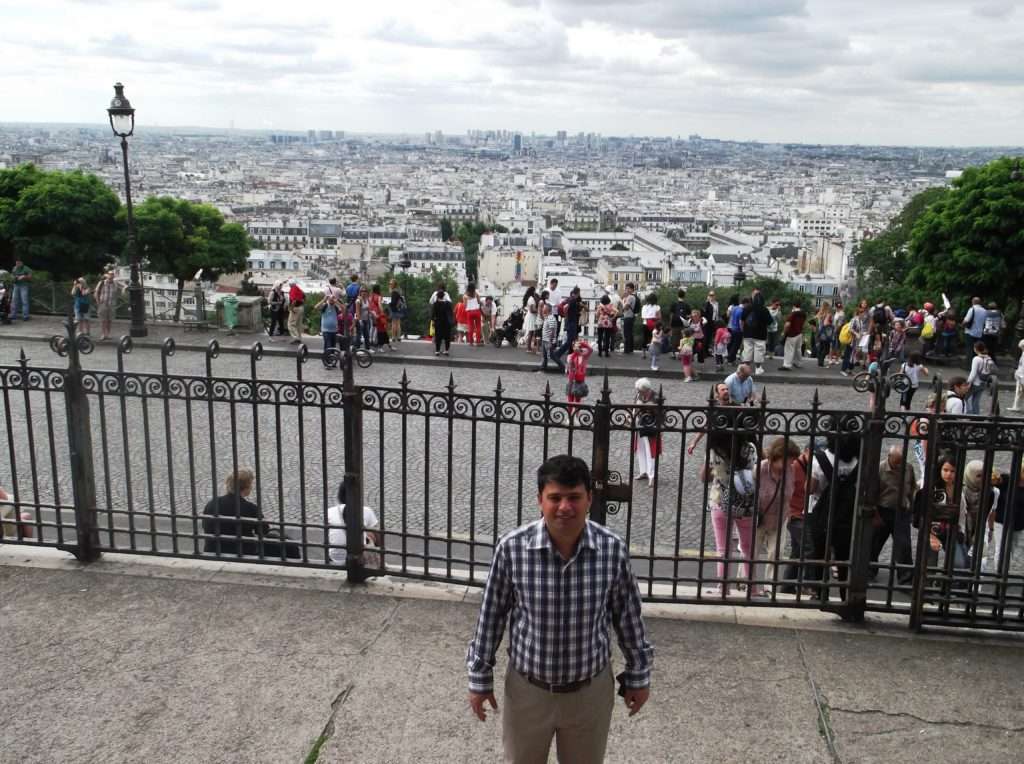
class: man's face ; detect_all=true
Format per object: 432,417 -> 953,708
716,383 -> 731,403
737,364 -> 752,380
105,272 -> 114,281
538,480 -> 591,541
707,292 -> 716,302
955,382 -> 970,397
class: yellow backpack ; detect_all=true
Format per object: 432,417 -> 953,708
921,320 -> 935,340
839,322 -> 853,345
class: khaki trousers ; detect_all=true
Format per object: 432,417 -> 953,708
288,306 -> 304,339
502,665 -> 614,764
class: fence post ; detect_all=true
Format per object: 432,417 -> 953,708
61,319 -> 100,562
842,369 -> 887,621
341,344 -> 367,582
589,369 -> 612,526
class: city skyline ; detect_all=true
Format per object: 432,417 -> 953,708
2,0 -> 1023,146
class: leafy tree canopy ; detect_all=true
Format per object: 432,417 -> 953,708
0,164 -> 121,278
856,186 -> 946,299
129,196 -> 249,320
906,157 -> 1024,314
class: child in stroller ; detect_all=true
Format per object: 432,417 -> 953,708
491,307 -> 524,348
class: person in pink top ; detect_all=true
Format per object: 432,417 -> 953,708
565,338 -> 593,413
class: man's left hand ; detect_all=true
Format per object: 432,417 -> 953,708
623,687 -> 649,716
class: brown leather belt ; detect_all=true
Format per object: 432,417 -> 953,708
520,671 -> 593,694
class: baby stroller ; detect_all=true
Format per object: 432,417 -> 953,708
0,271 -> 11,325
491,307 -> 524,348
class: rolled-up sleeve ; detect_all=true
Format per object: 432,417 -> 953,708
466,543 -> 513,694
610,554 -> 654,689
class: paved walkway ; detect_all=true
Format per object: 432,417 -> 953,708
1,315 -> 977,387
2,547 -> 1022,763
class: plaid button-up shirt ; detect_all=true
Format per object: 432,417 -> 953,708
466,519 -> 653,694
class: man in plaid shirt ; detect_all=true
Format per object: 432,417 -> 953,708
467,455 -> 653,762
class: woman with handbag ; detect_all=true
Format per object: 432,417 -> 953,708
700,430 -> 759,595
753,437 -> 800,596
633,378 -> 661,485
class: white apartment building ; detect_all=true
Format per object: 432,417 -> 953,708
246,219 -> 309,250
562,231 -> 635,252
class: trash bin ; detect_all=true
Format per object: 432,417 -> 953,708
221,294 -> 239,333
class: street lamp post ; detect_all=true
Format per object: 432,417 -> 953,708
107,82 -> 147,338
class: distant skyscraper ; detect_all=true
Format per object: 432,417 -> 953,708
512,133 -> 522,154
307,129 -> 317,143
557,130 -> 567,147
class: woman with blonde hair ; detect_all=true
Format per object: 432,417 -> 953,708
201,468 -> 300,559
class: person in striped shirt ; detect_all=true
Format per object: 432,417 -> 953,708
467,455 -> 653,763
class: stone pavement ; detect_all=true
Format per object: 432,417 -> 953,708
0,314 -> 920,387
2,546 -> 1023,764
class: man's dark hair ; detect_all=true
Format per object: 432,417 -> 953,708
537,455 -> 592,494
350,274 -> 359,282
834,432 -> 861,463
625,282 -> 635,290
949,376 -> 968,389
678,288 -> 687,298
329,277 -> 338,286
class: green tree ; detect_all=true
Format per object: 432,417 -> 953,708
376,268 -> 458,337
907,157 -> 1024,313
0,165 -> 121,278
856,186 -> 946,300
440,217 -> 454,242
130,196 -> 250,321
454,222 -> 507,282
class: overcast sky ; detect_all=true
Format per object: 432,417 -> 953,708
3,0 -> 1023,146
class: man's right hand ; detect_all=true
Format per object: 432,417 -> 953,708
469,691 -> 498,721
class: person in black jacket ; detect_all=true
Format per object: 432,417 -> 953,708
430,284 -> 454,356
668,288 -> 691,359
740,290 -> 771,375
990,466 -> 1024,575
202,469 -> 300,559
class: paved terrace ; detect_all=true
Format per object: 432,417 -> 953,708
2,546 -> 1023,764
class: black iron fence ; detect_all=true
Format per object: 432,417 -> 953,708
2,322 -> 1023,632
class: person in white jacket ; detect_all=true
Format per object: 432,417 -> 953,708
1010,339 -> 1024,412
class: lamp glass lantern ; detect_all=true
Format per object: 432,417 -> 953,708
107,82 -> 135,138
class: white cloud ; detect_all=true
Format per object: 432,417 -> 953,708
0,0 -> 1021,144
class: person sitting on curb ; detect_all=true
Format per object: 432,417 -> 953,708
202,469 -> 300,559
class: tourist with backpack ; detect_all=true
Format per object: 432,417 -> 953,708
962,297 -> 987,362
920,302 -> 937,356
944,376 -> 971,414
982,301 -> 1004,357
550,287 -> 583,368
966,342 -> 996,415
806,432 -> 861,597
